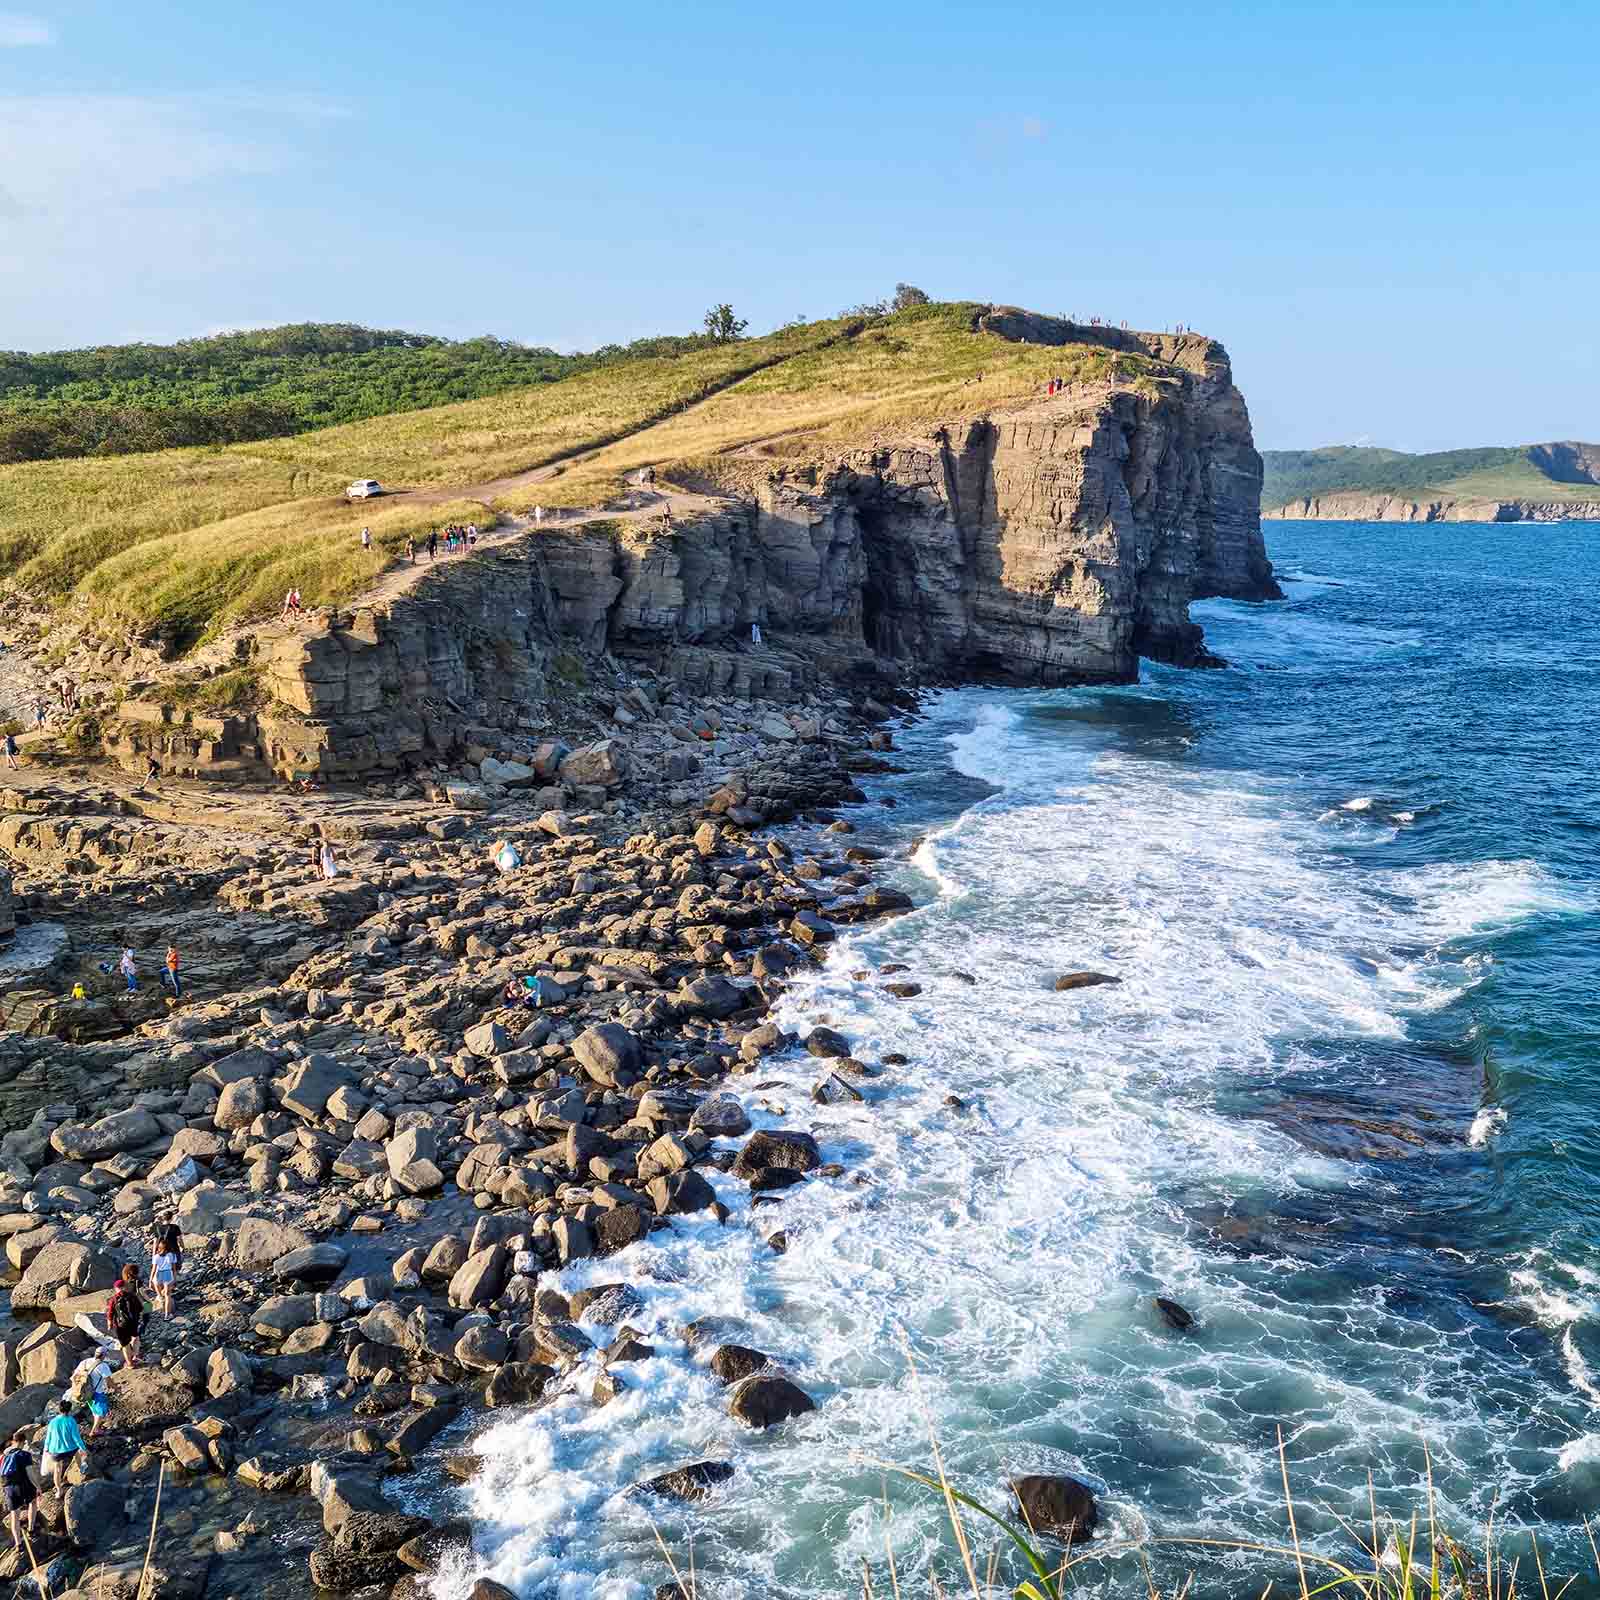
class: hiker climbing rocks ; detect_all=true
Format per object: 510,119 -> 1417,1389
132,756 -> 159,795
41,1401 -> 83,1493
150,1224 -> 180,1317
1,1430 -> 38,1550
106,1265 -> 143,1366
162,944 -> 181,999
118,948 -> 137,993
71,1353 -> 113,1438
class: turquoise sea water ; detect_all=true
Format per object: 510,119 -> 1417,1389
451,520 -> 1600,1599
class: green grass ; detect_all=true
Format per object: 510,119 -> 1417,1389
1262,444 -> 1600,509
0,321 -> 742,465
0,303 -> 1187,647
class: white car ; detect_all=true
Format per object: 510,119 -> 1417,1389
346,479 -> 383,500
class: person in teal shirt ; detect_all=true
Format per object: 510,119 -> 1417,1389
41,1402 -> 84,1491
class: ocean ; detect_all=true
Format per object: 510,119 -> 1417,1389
442,520 -> 1600,1598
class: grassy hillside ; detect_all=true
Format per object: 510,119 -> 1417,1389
1262,443 -> 1600,508
0,322 -> 729,466
0,302 -> 1157,650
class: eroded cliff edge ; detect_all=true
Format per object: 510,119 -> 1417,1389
115,310 -> 1278,780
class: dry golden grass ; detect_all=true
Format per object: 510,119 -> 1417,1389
3,302 -> 1171,645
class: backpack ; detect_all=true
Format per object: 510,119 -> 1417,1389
68,1364 -> 94,1406
107,1288 -> 140,1338
0,1448 -> 26,1483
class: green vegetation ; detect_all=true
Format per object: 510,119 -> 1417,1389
1262,442 -> 1600,509
0,322 -> 737,466
0,301 -> 1168,646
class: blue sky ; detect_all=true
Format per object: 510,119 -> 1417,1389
0,0 -> 1594,450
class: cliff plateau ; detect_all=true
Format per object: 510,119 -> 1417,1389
96,307 -> 1278,781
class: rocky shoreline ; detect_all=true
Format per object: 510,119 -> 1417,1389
0,665 -> 1020,1600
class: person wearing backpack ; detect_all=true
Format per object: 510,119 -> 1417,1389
70,1354 -> 114,1438
105,1266 -> 144,1367
0,1429 -> 38,1550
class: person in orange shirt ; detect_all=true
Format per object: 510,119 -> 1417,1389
162,945 -> 181,1000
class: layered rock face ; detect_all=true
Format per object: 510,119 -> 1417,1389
1271,492 -> 1600,523
234,317 -> 1274,776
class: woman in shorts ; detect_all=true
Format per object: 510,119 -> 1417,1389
0,1430 -> 37,1549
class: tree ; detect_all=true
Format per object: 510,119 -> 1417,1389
892,283 -> 930,311
702,304 -> 749,343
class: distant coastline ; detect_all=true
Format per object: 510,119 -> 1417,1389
1267,493 -> 1600,523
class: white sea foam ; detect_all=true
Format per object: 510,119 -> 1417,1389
1342,796 -> 1376,812
1467,1106 -> 1507,1147
445,691 -> 1582,1599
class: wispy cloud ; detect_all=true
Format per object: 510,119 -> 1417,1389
0,12 -> 52,46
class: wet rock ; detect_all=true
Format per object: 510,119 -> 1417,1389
1053,972 -> 1121,992
709,1344 -> 769,1385
728,1373 -> 816,1429
646,1169 -> 717,1216
638,1460 -> 735,1502
1009,1473 -> 1098,1543
689,1094 -> 750,1137
805,1027 -> 850,1058
1154,1296 -> 1196,1331
569,1283 -> 643,1324
453,1324 -> 509,1371
396,1518 -> 474,1574
469,1582 -> 519,1600
732,1129 -> 820,1182
484,1362 -> 555,1408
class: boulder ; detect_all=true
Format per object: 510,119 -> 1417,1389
571,1024 -> 641,1088
1009,1474 -> 1098,1543
481,756 -> 537,788
214,1076 -> 267,1130
638,1460 -> 735,1502
233,1217 -> 312,1272
208,1348 -> 253,1399
731,1129 -> 821,1181
447,1245 -> 507,1310
453,1324 -> 509,1371
689,1094 -> 751,1137
386,1128 -> 444,1195
709,1344 -> 769,1385
558,739 -> 626,788
280,1055 -> 358,1121
1053,972 -> 1121,992
646,1169 -> 717,1216
274,1242 -> 349,1286
11,1240 -> 118,1309
484,1362 -> 555,1409
62,1477 -> 126,1547
464,1020 -> 510,1057
728,1374 -> 817,1429
675,976 -> 747,1019
50,1108 -> 160,1161
805,1027 -> 850,1059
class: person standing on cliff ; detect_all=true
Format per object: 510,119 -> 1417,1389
161,944 -> 181,1000
118,948 -> 137,993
